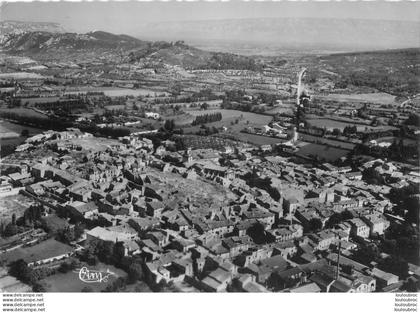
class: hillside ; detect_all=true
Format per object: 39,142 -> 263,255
0,31 -> 147,52
0,20 -> 65,35
0,30 -> 262,71
319,48 -> 420,96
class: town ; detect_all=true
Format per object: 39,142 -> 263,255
0,20 -> 419,294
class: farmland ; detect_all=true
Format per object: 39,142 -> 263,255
306,117 -> 397,132
315,92 -> 398,105
64,87 -> 168,98
0,108 -> 48,120
179,109 -> 272,133
0,119 -> 44,139
296,142 -> 349,162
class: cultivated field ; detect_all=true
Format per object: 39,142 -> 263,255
0,119 -> 44,139
296,142 -> 349,162
306,118 -> 396,132
180,109 -> 272,134
316,92 -> 397,105
64,87 -> 168,98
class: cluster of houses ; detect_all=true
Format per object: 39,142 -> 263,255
0,127 -> 418,292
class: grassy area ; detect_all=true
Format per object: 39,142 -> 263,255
296,142 -> 349,162
42,261 -> 128,292
0,119 -> 44,139
305,118 -> 388,132
179,109 -> 273,138
316,92 -> 397,105
234,132 -> 286,146
0,107 -> 48,119
0,238 -> 74,264
0,194 -> 35,224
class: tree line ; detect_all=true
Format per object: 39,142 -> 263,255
191,112 -> 222,126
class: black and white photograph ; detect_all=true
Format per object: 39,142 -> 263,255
0,1 -> 418,310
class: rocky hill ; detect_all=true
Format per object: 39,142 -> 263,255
0,30 -> 261,70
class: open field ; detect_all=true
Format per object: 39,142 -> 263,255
0,119 -> 44,139
234,132 -> 286,145
66,137 -> 122,152
0,72 -> 47,80
298,133 -> 356,150
296,142 -> 349,162
42,261 -> 127,292
316,92 -> 397,105
264,105 -> 295,115
0,194 -> 35,223
0,107 -> 48,119
179,109 -> 272,135
64,87 -> 168,98
306,118 -> 397,132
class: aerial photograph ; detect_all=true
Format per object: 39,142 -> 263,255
0,1 -> 418,295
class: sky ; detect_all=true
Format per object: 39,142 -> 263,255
1,1 -> 419,35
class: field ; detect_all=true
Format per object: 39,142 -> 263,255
298,133 -> 356,150
0,194 -> 35,224
374,136 -> 418,146
42,261 -> 127,292
296,142 -> 349,162
68,137 -> 122,152
179,109 -> 272,134
0,107 -> 48,119
64,87 -> 168,98
306,118 -> 396,132
316,92 -> 397,105
0,119 -> 44,139
264,105 -> 295,116
234,132 -> 286,145
0,72 -> 46,80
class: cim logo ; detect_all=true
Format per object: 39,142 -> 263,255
74,267 -> 116,283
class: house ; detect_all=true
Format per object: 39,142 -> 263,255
146,231 -> 169,248
284,197 -> 300,215
348,218 -> 370,239
146,201 -> 165,217
266,224 -> 303,242
268,266 -> 306,290
200,266 -> 233,292
371,268 -> 399,289
86,226 -> 137,244
289,282 -> 321,293
252,255 -> 289,285
242,209 -> 275,229
362,214 -> 390,236
66,201 -> 98,220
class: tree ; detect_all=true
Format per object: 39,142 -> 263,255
3,223 -> 18,237
308,218 -> 323,232
325,213 -> 343,228
21,129 -> 29,137
340,209 -> 353,221
9,260 -> 35,284
32,282 -> 47,292
81,286 -> 94,292
332,128 -> 341,136
127,262 -> 144,284
164,119 -> 175,132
